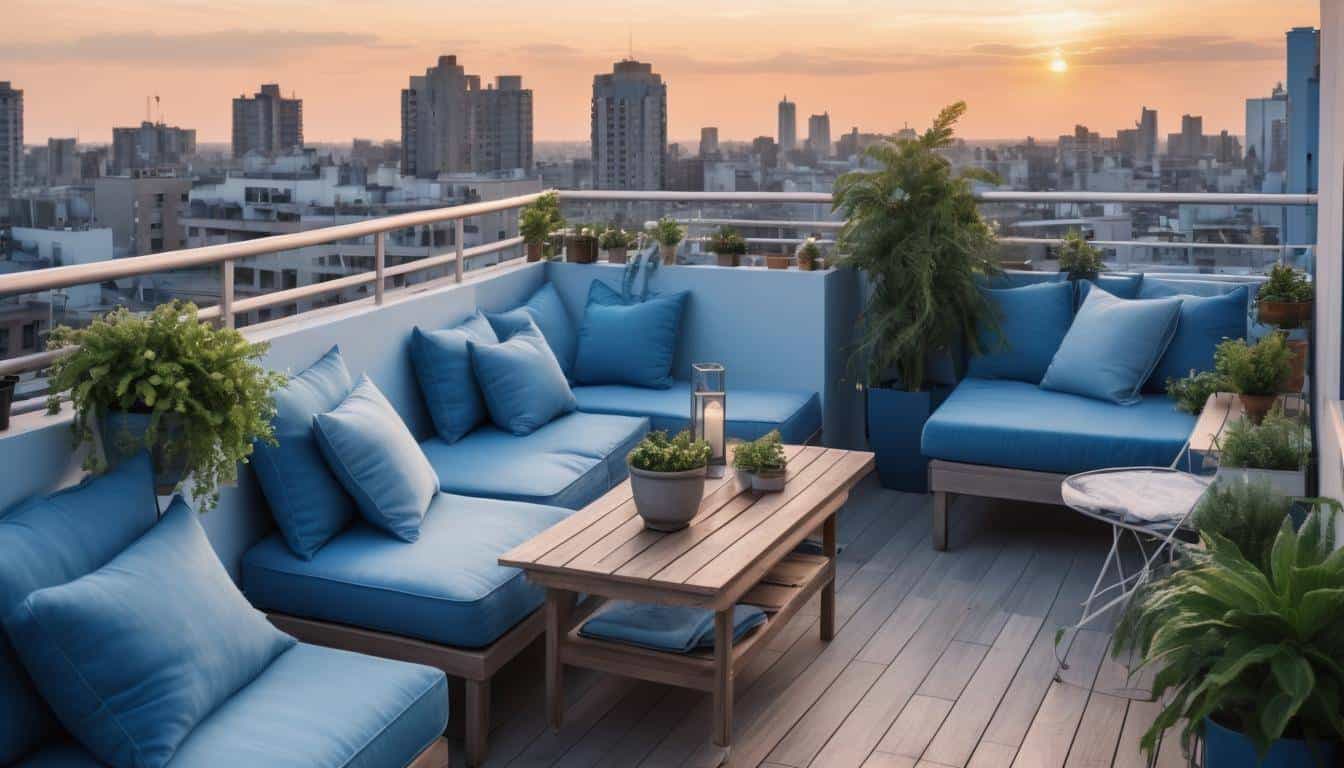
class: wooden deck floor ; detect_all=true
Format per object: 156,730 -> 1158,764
467,477 -> 1187,768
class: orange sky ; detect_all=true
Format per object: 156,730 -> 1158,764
2,0 -> 1320,145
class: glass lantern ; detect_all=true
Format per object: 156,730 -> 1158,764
690,363 -> 726,472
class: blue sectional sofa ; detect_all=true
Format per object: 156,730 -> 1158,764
921,272 -> 1257,550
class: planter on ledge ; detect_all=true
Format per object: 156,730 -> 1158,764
629,464 -> 706,532
1238,393 -> 1277,424
1214,465 -> 1307,498
1203,717 -> 1338,768
525,242 -> 545,262
566,236 -> 598,264
715,252 -> 741,268
867,385 -> 951,493
1258,300 -> 1312,329
766,255 -> 790,270
660,243 -> 678,265
100,410 -> 188,495
606,247 -> 629,264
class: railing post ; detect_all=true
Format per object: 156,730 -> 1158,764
374,231 -> 386,305
219,259 -> 234,329
455,218 -> 465,283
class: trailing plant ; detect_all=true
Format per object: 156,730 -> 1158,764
519,192 -> 563,246
1056,229 -> 1105,280
832,102 -> 1001,390
628,430 -> 711,473
599,227 -> 634,249
650,216 -> 684,247
1113,506 -> 1344,759
1215,333 -> 1292,396
707,226 -> 747,256
1258,263 -> 1314,304
1190,477 -> 1296,571
1166,370 -> 1229,414
732,430 -> 787,473
45,302 -> 286,509
1216,407 -> 1310,472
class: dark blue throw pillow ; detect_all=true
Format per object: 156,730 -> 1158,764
410,313 -> 498,444
573,280 -> 687,389
968,281 -> 1074,384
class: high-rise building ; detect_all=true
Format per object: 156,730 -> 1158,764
1136,107 -> 1157,163
591,59 -> 667,191
402,56 -> 473,177
700,127 -> 719,158
777,97 -> 796,152
1286,26 -> 1320,245
1245,84 -> 1288,174
112,121 -> 197,174
807,113 -> 831,158
47,138 -> 78,185
93,172 -> 191,256
1166,114 -> 1204,161
470,75 -> 534,174
231,84 -> 303,158
0,82 -> 22,207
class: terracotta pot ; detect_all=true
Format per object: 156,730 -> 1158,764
1258,300 -> 1312,329
660,243 -> 678,265
766,255 -> 790,270
797,257 -> 816,272
1238,393 -> 1277,425
566,236 -> 597,264
715,252 -> 741,268
1284,339 -> 1308,392
525,242 -> 544,262
606,247 -> 628,264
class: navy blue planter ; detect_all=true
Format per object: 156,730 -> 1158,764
1203,717 -> 1338,768
866,385 -> 950,493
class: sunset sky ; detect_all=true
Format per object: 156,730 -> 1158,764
3,0 -> 1320,145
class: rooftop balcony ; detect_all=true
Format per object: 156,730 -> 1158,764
0,185 -> 1339,768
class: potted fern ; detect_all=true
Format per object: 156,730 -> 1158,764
519,192 -> 563,262
651,217 -> 684,265
1214,406 -> 1310,497
1056,229 -> 1104,281
627,430 -> 711,532
44,302 -> 286,507
1215,334 -> 1293,424
708,226 -> 747,267
599,227 -> 635,264
732,430 -> 788,491
833,102 -> 1000,491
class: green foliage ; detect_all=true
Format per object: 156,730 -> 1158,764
832,102 -> 1001,390
45,302 -> 286,509
1056,229 -> 1105,279
650,216 -> 684,247
599,227 -> 634,249
628,430 -> 711,473
1217,408 -> 1311,471
1166,370 -> 1230,414
1258,263 -> 1314,303
1191,478 -> 1296,570
519,192 -> 563,246
708,226 -> 747,256
732,430 -> 787,473
796,237 -> 822,263
1215,333 -> 1293,396
1113,506 -> 1344,759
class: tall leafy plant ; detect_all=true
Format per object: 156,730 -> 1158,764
833,102 -> 1001,390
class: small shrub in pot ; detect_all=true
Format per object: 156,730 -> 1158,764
732,430 -> 788,492
1214,333 -> 1293,424
708,226 -> 747,267
627,430 -> 711,531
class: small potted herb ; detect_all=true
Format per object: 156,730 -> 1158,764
732,430 -> 788,491
519,192 -> 563,262
1214,406 -> 1310,497
565,223 -> 600,264
1165,369 -> 1230,415
650,217 -> 684,265
627,430 -> 712,531
1256,263 -> 1313,328
796,238 -> 822,272
599,227 -> 635,264
1056,229 -> 1104,281
1214,333 -> 1292,424
708,226 -> 747,267
0,374 -> 18,431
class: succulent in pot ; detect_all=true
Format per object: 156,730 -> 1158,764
627,430 -> 712,532
796,238 -> 822,272
1214,333 -> 1293,424
599,226 -> 635,264
732,430 -> 788,492
708,226 -> 748,267
519,192 -> 563,262
1056,229 -> 1104,281
650,217 -> 684,265
1256,263 -> 1313,329
44,302 -> 287,507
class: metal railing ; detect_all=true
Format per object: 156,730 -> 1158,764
0,188 -> 1320,381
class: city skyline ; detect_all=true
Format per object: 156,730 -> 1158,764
3,0 -> 1318,144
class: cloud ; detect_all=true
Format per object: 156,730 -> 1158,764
0,29 -> 406,65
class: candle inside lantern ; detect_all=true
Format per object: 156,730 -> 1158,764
704,399 -> 724,460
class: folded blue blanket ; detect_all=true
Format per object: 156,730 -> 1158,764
578,602 -> 767,653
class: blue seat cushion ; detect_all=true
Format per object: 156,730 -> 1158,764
5,498 -> 295,768
921,378 -> 1196,475
422,411 -> 649,509
470,318 -> 577,436
573,280 -> 688,389
244,494 -> 572,648
488,282 -> 578,378
968,281 -> 1074,384
0,453 -> 159,765
410,313 -> 498,444
572,382 -> 822,444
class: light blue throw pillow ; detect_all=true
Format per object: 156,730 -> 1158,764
251,346 -> 356,560
313,375 -> 438,542
487,283 -> 577,377
410,313 -> 498,444
4,498 -> 296,768
469,318 -> 577,436
968,281 -> 1074,384
573,280 -> 688,389
1040,289 -> 1183,405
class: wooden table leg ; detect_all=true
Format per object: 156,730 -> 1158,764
820,512 -> 837,641
712,609 -> 734,748
545,588 -> 572,732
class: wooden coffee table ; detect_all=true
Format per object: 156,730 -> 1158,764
498,445 -> 874,751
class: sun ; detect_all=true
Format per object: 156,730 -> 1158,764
1049,51 -> 1069,73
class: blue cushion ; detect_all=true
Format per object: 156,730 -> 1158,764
579,603 -> 767,653
1144,286 -> 1248,390
1075,273 -> 1144,307
245,494 -> 571,648
572,382 -> 822,444
0,454 -> 159,765
1040,289 -> 1182,405
4,499 -> 296,768
488,282 -> 578,377
410,313 -> 498,444
984,271 -> 1066,289
422,411 -> 649,509
921,378 -> 1196,474
314,375 -> 438,543
967,282 -> 1074,384
573,280 -> 688,389
252,346 -> 357,560
470,319 -> 577,436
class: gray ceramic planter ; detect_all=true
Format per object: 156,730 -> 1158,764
628,464 -> 707,532
751,468 -> 787,492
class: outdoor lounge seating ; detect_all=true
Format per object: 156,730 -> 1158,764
572,382 -> 822,444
